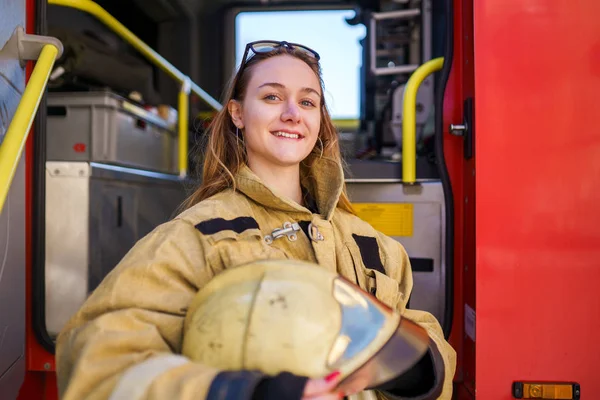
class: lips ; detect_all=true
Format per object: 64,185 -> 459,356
271,130 -> 304,139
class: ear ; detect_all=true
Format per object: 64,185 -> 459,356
228,100 -> 244,129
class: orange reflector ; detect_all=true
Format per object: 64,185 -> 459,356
513,382 -> 580,400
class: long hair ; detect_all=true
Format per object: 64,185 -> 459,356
181,45 -> 354,214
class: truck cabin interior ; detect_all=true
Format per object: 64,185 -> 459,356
3,0 -> 599,399
4,0 -> 463,397
39,0 -> 454,351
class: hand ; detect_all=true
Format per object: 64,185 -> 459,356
302,371 -> 344,400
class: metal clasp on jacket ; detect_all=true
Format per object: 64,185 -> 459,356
308,222 -> 324,242
264,222 -> 301,244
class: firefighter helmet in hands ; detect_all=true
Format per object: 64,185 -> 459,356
181,259 -> 429,390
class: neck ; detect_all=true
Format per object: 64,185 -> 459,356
247,160 -> 303,205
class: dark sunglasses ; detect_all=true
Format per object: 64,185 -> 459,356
240,40 -> 320,67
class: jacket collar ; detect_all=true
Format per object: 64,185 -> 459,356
235,157 -> 344,221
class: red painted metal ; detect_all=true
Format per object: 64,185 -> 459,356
457,0 -> 476,397
18,372 -> 58,400
19,0 -> 59,398
474,0 -> 600,398
443,0 -> 474,398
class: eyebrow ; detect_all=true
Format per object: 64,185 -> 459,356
258,82 -> 321,97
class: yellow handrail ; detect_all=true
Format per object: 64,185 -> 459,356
179,80 -> 191,177
0,44 -> 60,213
402,57 -> 444,184
48,0 -> 223,177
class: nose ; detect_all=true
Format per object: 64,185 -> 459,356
281,100 -> 301,124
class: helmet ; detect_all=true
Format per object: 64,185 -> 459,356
181,259 -> 429,391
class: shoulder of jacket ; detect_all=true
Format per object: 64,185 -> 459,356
333,207 -> 378,234
173,190 -> 259,236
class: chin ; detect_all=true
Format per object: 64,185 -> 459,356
269,151 -> 311,167
271,157 -> 305,167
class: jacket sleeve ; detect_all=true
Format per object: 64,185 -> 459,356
374,233 -> 457,400
56,218 -> 263,400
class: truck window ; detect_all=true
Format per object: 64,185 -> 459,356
234,9 -> 366,121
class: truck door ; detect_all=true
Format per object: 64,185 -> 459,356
0,0 -> 28,397
472,0 -> 600,397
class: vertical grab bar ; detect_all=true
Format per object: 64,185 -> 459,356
402,57 -> 444,184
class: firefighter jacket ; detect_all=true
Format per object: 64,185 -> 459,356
56,156 -> 457,400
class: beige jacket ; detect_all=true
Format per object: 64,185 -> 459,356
56,157 -> 456,400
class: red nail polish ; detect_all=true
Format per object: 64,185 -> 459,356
325,371 -> 341,383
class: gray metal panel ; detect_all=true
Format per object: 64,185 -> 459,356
46,92 -> 178,174
0,356 -> 25,400
345,158 -> 439,181
0,13 -> 25,145
45,162 -> 90,337
112,108 -> 177,173
346,181 -> 446,327
89,179 -> 138,291
0,158 -> 26,399
89,163 -> 188,297
0,0 -> 26,396
46,101 -> 91,162
45,162 -> 188,338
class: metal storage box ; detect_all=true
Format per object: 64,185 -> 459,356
47,91 -> 178,174
44,162 -> 189,338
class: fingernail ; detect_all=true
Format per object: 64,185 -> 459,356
325,371 -> 341,383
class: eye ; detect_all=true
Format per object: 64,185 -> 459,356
263,94 -> 281,101
300,99 -> 316,107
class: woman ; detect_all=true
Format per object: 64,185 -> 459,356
56,40 -> 456,400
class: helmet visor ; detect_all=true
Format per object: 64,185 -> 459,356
336,317 -> 430,394
328,278 -> 430,393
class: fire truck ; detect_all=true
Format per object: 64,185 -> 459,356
1,0 -> 598,398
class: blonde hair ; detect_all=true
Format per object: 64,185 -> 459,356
181,45 -> 354,214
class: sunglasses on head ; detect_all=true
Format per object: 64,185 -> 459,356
240,40 -> 320,67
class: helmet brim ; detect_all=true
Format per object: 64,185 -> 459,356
336,317 -> 430,394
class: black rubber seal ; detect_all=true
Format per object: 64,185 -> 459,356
435,0 -> 456,339
32,0 -> 56,354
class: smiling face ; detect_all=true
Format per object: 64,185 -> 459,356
228,54 -> 322,172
